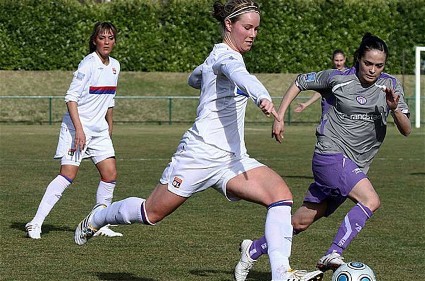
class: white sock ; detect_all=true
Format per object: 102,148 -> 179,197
92,197 -> 144,229
265,204 -> 293,280
96,180 -> 115,206
31,175 -> 71,225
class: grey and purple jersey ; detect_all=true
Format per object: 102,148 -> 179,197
295,67 -> 409,173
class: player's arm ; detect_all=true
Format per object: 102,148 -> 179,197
384,86 -> 411,136
106,107 -> 113,137
188,64 -> 203,89
217,56 -> 273,109
272,82 -> 301,143
294,91 -> 321,112
66,101 -> 86,151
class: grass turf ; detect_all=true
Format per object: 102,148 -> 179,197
0,124 -> 424,280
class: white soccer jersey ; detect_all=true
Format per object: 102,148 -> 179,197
63,52 -> 120,135
187,43 -> 272,156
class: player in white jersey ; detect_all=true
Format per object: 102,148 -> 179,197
73,2 -> 323,281
26,22 -> 122,239
294,49 -> 347,114
234,33 -> 411,278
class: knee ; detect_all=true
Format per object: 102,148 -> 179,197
368,197 -> 381,212
362,195 -> 381,213
101,170 -> 117,183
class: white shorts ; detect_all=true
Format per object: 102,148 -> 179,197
54,123 -> 115,166
160,131 -> 264,201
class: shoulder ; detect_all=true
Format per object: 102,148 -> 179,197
377,72 -> 401,90
77,53 -> 97,71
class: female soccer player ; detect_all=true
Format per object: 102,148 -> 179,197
74,1 -> 323,281
293,49 -> 347,113
234,33 -> 411,279
26,22 -> 122,239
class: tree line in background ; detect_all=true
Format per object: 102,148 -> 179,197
0,0 -> 424,74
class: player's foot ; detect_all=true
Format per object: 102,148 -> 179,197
234,239 -> 256,281
316,251 -> 345,272
277,269 -> 324,281
74,204 -> 106,245
94,224 -> 123,237
25,222 -> 41,239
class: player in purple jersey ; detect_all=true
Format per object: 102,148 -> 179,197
73,1 -> 323,281
294,49 -> 347,114
26,22 -> 122,239
234,33 -> 411,279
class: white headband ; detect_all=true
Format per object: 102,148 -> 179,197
226,5 -> 259,19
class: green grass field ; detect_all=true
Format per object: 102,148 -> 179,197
1,124 -> 424,281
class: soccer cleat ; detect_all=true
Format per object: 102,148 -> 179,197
277,269 -> 324,281
316,251 -> 345,272
234,239 -> 256,281
74,204 -> 105,245
94,224 -> 123,237
25,222 -> 41,239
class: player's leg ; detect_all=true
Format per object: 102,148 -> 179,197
93,156 -> 124,237
75,183 -> 188,245
26,165 -> 77,239
317,155 -> 374,272
26,124 -> 85,239
228,166 -> 323,281
94,157 -> 117,207
324,178 -> 379,258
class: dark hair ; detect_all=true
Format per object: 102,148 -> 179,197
88,22 -> 118,54
212,0 -> 259,31
332,49 -> 345,60
354,32 -> 388,65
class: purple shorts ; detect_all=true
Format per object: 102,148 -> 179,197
304,153 -> 366,216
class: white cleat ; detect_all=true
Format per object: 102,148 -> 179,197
234,239 -> 256,281
94,224 -> 123,237
275,269 -> 324,281
25,222 -> 41,239
74,204 -> 106,245
316,251 -> 345,272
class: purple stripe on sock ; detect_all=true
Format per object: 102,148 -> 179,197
267,200 -> 293,210
59,174 -> 73,183
140,201 -> 154,225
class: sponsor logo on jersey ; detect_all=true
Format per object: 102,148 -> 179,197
349,113 -> 381,121
356,96 -> 367,105
305,72 -> 316,82
172,176 -> 183,188
76,72 -> 85,81
68,148 -> 76,156
112,68 -> 116,74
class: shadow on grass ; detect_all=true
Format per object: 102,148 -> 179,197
11,221 -> 74,236
96,272 -> 155,281
190,268 -> 270,281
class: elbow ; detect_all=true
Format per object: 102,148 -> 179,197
402,128 -> 412,137
399,123 -> 412,137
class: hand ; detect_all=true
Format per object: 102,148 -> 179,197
294,103 -> 307,113
259,99 -> 279,121
74,128 -> 86,152
383,86 -> 399,111
271,118 -> 285,143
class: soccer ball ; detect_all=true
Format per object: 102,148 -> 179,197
332,261 -> 376,281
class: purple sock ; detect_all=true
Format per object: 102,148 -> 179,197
327,202 -> 373,255
249,236 -> 268,260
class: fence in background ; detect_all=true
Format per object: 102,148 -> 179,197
0,96 -> 423,126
